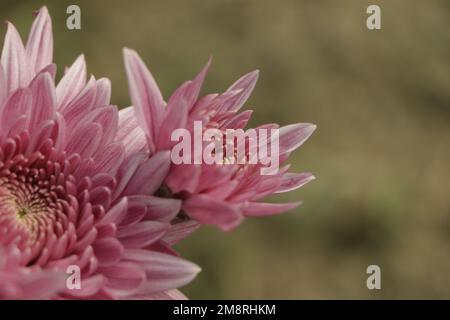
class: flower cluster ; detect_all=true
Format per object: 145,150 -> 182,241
0,7 -> 315,299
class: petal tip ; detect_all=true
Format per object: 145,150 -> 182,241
33,6 -> 49,17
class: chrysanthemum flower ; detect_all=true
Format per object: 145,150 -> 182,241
0,7 -> 200,299
123,50 -> 316,231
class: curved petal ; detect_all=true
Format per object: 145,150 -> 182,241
222,70 -> 259,112
278,123 -> 316,154
1,22 -> 31,94
183,194 -> 242,231
244,201 -> 301,217
124,249 -> 200,295
123,48 -> 165,153
26,6 -> 53,73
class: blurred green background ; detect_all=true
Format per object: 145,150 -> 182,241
1,0 -> 449,299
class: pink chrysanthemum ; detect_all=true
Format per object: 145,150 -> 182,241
123,50 -> 316,231
0,7 -> 200,299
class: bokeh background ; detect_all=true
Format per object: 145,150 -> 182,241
1,0 -> 449,299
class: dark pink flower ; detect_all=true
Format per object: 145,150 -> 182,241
124,49 -> 316,231
0,7 -> 200,299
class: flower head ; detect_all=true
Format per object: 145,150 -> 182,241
0,7 -> 200,299
123,49 -> 316,231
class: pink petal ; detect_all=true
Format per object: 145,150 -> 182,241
66,122 -> 102,159
183,194 -> 242,231
132,289 -> 188,300
1,22 -> 31,94
0,64 -> 6,105
38,63 -> 56,78
26,119 -> 56,153
156,82 -> 190,150
99,262 -> 146,297
244,201 -> 301,217
28,72 -> 56,131
186,57 -> 211,111
117,106 -> 147,156
163,220 -> 200,245
93,78 -> 111,107
61,75 -> 97,124
278,123 -> 316,154
204,181 -> 238,200
166,164 -> 202,194
93,237 -> 124,266
163,57 -> 210,116
123,48 -> 165,153
98,197 -> 128,226
123,150 -> 171,196
117,221 -> 169,248
0,88 -> 32,140
221,110 -> 253,129
124,249 -> 201,295
53,113 -> 67,153
20,270 -> 66,299
56,54 -> 86,110
144,196 -> 181,222
276,172 -> 315,193
83,105 -> 118,146
64,275 -> 105,298
26,6 -> 53,73
222,70 -> 259,112
92,142 -> 125,175
127,195 -> 181,222
112,152 -> 147,199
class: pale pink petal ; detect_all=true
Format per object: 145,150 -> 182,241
117,106 -> 147,156
84,105 -> 119,146
276,172 -> 315,193
0,64 -> 6,105
64,275 -> 105,298
112,152 -> 147,199
26,6 -> 53,73
156,82 -> 191,150
133,289 -> 188,300
165,164 -> 202,194
244,201 -> 301,217
61,75 -> 97,124
99,262 -> 146,297
164,58 -> 210,113
144,197 -> 181,222
117,221 -> 169,248
53,113 -> 67,153
163,220 -> 200,245
0,88 -> 32,140
124,249 -> 201,295
222,70 -> 259,112
123,48 -> 165,153
56,54 -> 86,110
92,142 -> 125,175
221,110 -> 253,129
1,22 -> 31,94
278,123 -> 316,154
19,270 -> 67,299
127,195 -> 181,222
28,72 -> 56,131
93,237 -> 124,266
205,180 -> 238,200
183,194 -> 242,231
186,57 -> 211,111
123,151 -> 171,196
98,197 -> 128,226
66,122 -> 102,159
93,78 -> 111,107
38,63 -> 56,78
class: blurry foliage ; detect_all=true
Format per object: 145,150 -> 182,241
1,0 -> 449,298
